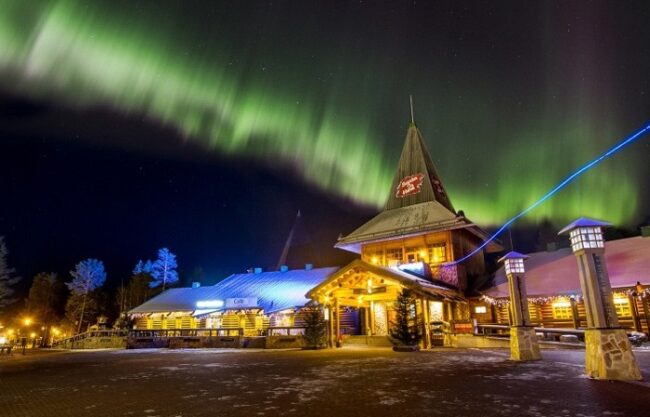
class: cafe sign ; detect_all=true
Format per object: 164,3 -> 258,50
225,297 -> 258,309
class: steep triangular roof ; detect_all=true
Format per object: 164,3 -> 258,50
336,122 -> 502,254
385,124 -> 455,213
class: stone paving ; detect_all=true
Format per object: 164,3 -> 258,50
1,347 -> 649,417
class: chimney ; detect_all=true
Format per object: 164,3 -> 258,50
280,265 -> 289,272
305,263 -> 313,271
191,282 -> 201,289
641,226 -> 650,238
254,267 -> 263,274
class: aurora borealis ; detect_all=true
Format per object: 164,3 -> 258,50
1,0 -> 650,229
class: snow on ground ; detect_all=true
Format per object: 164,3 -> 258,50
111,348 -> 275,355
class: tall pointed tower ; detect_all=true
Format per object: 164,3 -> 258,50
336,117 -> 501,291
385,124 -> 455,213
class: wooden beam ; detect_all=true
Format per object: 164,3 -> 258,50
335,297 -> 341,347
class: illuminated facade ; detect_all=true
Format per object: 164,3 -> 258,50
129,267 -> 338,338
308,122 -> 501,346
474,235 -> 650,334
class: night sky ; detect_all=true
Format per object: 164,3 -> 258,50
1,1 -> 650,292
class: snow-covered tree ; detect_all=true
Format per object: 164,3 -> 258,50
150,248 -> 178,290
67,259 -> 107,334
0,237 -> 21,309
133,260 -> 153,275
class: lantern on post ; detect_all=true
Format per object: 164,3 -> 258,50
559,218 -> 641,380
498,251 -> 541,361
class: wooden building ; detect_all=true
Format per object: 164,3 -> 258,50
308,122 -> 502,346
473,235 -> 650,334
129,266 -> 338,337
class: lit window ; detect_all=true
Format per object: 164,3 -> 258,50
386,248 -> 403,265
428,243 -> 447,264
474,306 -> 487,314
569,227 -> 604,251
366,250 -> 383,265
405,247 -> 418,263
552,301 -> 572,319
614,297 -> 631,317
504,258 -> 525,275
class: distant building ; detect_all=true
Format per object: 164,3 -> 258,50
474,235 -> 650,333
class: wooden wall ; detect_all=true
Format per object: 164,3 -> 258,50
470,295 -> 650,334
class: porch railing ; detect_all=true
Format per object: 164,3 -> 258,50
129,328 -> 244,338
52,330 -> 128,348
267,326 -> 307,336
475,324 -> 585,341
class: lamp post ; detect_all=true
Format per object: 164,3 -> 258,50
559,218 -> 641,380
498,251 -> 541,361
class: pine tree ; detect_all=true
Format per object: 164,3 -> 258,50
26,272 -> 64,326
67,259 -> 107,334
302,307 -> 327,348
390,290 -> 422,346
150,248 -> 178,290
0,237 -> 21,309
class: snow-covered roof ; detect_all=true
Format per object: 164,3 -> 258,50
307,259 -> 463,301
557,217 -> 612,235
129,267 -> 339,315
482,236 -> 650,298
498,251 -> 530,263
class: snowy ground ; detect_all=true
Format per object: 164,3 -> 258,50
1,347 -> 649,417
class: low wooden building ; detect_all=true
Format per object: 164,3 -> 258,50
129,266 -> 339,337
474,235 -> 650,334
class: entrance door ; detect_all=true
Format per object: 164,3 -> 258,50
373,302 -> 388,335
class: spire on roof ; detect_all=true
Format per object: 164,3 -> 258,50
275,210 -> 321,270
384,120 -> 455,213
409,94 -> 415,126
276,211 -> 300,270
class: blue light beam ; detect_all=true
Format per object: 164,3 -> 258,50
454,121 -> 650,264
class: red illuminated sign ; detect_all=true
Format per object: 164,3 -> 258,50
395,173 -> 425,198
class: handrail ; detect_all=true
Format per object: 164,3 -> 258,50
267,326 -> 307,336
52,330 -> 128,347
474,324 -> 585,341
128,328 -> 244,338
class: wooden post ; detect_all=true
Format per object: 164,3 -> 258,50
629,294 -> 642,332
328,303 -> 334,348
570,297 -> 580,329
641,296 -> 650,335
369,300 -> 375,336
422,299 -> 431,349
364,307 -> 370,336
335,297 -> 341,347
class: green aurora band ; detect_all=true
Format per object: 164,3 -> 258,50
0,1 -> 645,226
